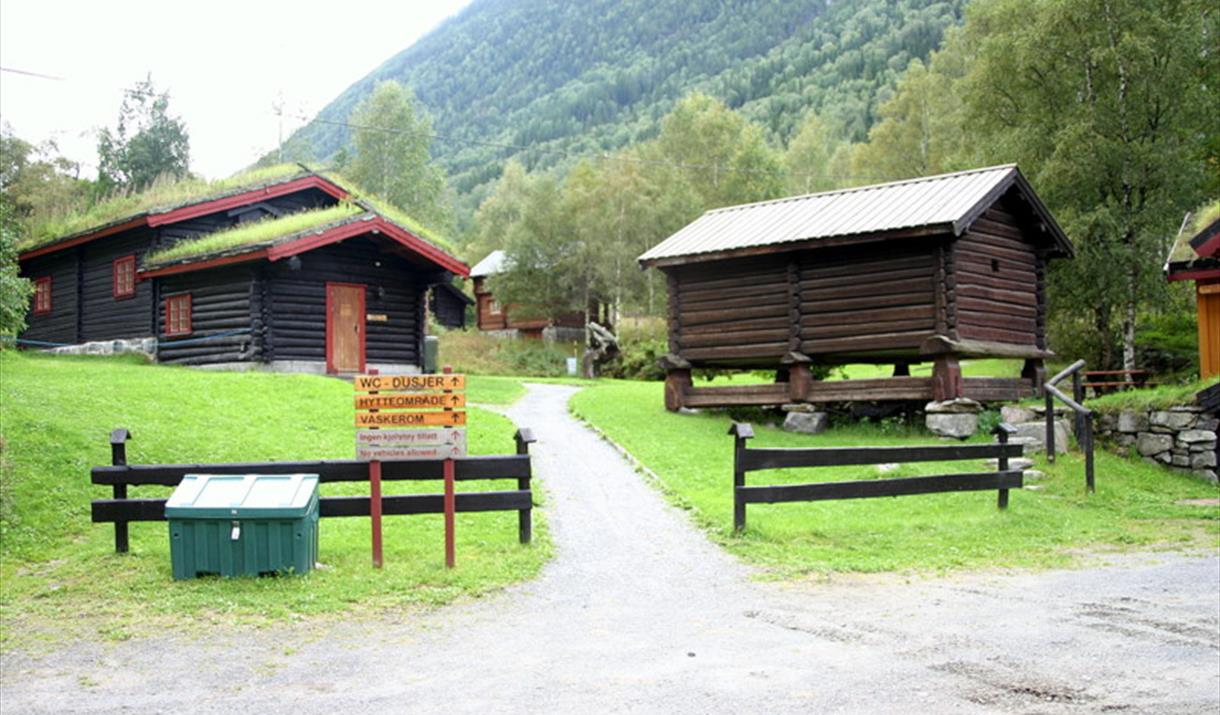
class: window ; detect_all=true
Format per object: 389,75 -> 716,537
32,277 -> 52,315
113,255 -> 136,299
489,299 -> 501,315
165,294 -> 192,336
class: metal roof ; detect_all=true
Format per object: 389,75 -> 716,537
470,249 -> 510,277
638,165 -> 1072,267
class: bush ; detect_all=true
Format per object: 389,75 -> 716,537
1136,312 -> 1198,379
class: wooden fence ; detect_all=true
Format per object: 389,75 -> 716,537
730,422 -> 1023,530
92,427 -> 536,553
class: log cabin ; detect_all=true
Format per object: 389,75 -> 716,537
637,165 -> 1075,410
18,169 -> 468,373
470,249 -> 586,340
1165,203 -> 1220,379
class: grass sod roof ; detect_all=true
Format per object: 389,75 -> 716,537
141,204 -> 366,268
1168,199 -> 1220,265
20,164 -> 311,251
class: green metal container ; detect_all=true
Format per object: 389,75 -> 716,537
166,473 -> 319,580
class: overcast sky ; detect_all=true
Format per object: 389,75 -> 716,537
0,0 -> 473,179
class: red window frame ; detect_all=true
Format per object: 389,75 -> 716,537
32,277 -> 52,315
164,294 -> 192,336
113,255 -> 136,299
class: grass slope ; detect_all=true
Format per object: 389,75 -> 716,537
0,353 -> 548,647
571,381 -> 1219,577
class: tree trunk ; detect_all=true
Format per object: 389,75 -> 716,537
1122,271 -> 1137,373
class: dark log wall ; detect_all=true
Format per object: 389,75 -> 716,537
431,286 -> 468,329
79,228 -> 156,341
265,238 -> 428,367
156,266 -> 258,366
952,194 -> 1041,346
798,241 -> 938,358
19,251 -> 79,345
667,245 -> 941,367
670,255 -> 790,364
474,278 -> 508,330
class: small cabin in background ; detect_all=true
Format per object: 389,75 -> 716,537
1166,203 -> 1220,379
638,165 -> 1074,411
18,169 -> 468,374
470,249 -> 586,340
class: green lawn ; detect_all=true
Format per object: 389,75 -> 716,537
570,380 -> 1219,577
0,352 -> 549,648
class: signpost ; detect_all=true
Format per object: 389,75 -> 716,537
355,366 -> 466,569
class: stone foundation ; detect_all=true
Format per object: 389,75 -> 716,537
45,337 -> 156,359
1096,405 -> 1218,483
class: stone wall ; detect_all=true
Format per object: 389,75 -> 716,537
1097,406 -> 1217,483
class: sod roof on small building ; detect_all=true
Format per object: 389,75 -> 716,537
1166,199 -> 1220,279
638,164 -> 1072,267
19,164 -> 315,253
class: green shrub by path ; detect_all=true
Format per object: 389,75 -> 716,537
0,352 -> 549,647
570,380 -> 1219,577
439,331 -> 580,377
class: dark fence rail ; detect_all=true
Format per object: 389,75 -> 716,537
730,422 -> 1023,531
93,427 -> 536,553
1043,359 -> 1095,492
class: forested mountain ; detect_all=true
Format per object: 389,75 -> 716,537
280,0 -> 964,200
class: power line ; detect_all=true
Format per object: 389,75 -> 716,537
277,108 -> 883,185
0,66 -> 65,81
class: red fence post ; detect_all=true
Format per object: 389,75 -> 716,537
367,368 -> 384,568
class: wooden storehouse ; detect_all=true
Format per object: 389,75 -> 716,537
18,170 -> 468,373
637,165 -> 1074,410
1165,204 -> 1220,379
470,249 -> 586,339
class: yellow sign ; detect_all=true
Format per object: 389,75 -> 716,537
355,393 -> 465,410
356,411 -> 467,428
354,374 -> 465,392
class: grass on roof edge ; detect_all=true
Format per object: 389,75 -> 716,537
142,204 -> 366,267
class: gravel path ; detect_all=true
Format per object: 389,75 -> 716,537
3,383 -> 1218,713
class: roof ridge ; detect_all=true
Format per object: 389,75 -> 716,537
705,164 -> 1019,216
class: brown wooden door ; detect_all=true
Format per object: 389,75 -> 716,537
1199,282 -> 1220,380
327,283 -> 365,373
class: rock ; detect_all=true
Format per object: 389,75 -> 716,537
781,403 -> 816,413
984,457 -> 1035,470
1151,410 -> 1197,431
1023,484 -> 1045,491
1117,411 -> 1149,433
1171,453 -> 1191,467
1191,451 -> 1217,469
1192,469 -> 1218,484
1010,421 -> 1069,454
1169,405 -> 1203,413
925,398 -> 983,415
783,411 -> 828,435
926,412 -> 978,439
1023,469 -> 1046,481
1097,413 -> 1117,432
876,463 -> 899,473
1188,440 -> 1217,453
1156,451 -> 1174,464
678,407 -> 702,416
1177,429 -> 1216,444
1001,405 -> 1037,424
1136,432 -> 1174,456
1197,418 -> 1219,432
1115,434 -> 1137,448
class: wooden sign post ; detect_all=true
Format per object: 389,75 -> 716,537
354,367 -> 467,569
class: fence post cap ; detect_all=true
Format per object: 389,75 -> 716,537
515,427 -> 537,444
110,428 -> 132,444
991,423 -> 1017,437
728,422 -> 754,440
